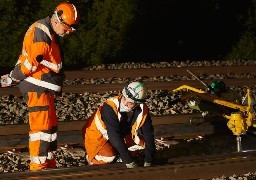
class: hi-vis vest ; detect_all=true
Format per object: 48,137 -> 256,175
11,17 -> 62,93
84,95 -> 149,161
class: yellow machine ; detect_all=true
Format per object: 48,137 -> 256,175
173,85 -> 256,135
172,70 -> 256,152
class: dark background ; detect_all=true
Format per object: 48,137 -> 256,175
123,0 -> 251,61
0,0 -> 255,71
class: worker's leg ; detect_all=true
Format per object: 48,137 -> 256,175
87,141 -> 116,165
27,92 -> 58,171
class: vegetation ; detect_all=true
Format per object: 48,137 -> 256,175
0,0 -> 137,69
0,0 -> 256,70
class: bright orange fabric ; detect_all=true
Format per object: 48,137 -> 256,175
12,17 -> 63,171
84,109 -> 108,162
28,92 -> 57,131
83,96 -> 148,164
19,22 -> 61,77
27,92 -> 57,170
90,142 -> 116,165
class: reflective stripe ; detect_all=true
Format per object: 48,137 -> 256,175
95,154 -> 115,163
15,60 -> 21,65
51,133 -> 57,142
128,144 -> 145,151
71,4 -> 79,20
35,23 -> 52,40
22,50 -> 28,56
133,104 -> 144,145
41,60 -> 62,71
22,51 -> 36,71
109,97 -> 122,120
29,131 -> 57,142
23,52 -> 62,72
96,97 -> 145,146
95,113 -> 109,140
25,77 -> 61,92
23,23 -> 60,73
30,156 -> 47,164
24,59 -> 37,72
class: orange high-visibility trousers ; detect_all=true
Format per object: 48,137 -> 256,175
86,134 -> 143,165
26,92 -> 58,170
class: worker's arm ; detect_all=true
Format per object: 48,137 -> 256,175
101,103 -> 134,164
141,114 -> 155,165
10,41 -> 50,81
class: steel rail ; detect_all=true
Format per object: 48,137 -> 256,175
1,65 -> 256,95
64,65 -> 256,79
0,114 -> 216,151
1,78 -> 256,95
1,65 -> 256,178
2,151 -> 256,180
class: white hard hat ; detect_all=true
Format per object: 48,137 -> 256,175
122,82 -> 147,104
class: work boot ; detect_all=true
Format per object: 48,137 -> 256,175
30,162 -> 48,171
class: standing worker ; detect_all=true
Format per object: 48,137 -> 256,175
1,2 -> 80,170
83,82 -> 155,168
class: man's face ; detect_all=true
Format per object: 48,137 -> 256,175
121,96 -> 137,110
53,19 -> 74,37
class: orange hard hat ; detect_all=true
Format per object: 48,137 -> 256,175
55,2 -> 80,31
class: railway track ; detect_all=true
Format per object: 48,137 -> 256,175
2,151 -> 256,179
1,65 -> 256,95
1,65 -> 256,178
1,113 -> 256,179
0,114 -> 215,151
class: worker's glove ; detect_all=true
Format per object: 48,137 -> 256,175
1,71 -> 21,87
126,161 -> 138,168
1,74 -> 13,87
188,100 -> 196,106
144,162 -> 153,167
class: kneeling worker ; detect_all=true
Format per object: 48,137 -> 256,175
83,82 -> 155,168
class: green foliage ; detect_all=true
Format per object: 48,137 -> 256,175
0,0 -> 61,67
1,0 -> 256,68
226,0 -> 256,61
226,31 -> 256,61
63,0 -> 137,66
0,0 -> 137,68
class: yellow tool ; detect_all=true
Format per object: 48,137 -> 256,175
172,70 -> 256,152
173,85 -> 255,135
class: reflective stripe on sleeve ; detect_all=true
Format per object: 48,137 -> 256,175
24,59 -> 37,72
41,60 -> 62,71
15,60 -> 21,66
25,77 -> 61,92
128,144 -> 145,151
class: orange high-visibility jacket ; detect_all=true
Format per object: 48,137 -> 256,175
84,95 -> 149,162
10,17 -> 63,95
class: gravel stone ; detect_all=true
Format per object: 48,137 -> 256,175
1,60 -> 256,179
